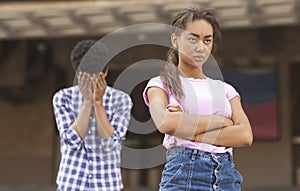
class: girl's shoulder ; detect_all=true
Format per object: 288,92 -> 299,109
206,78 -> 240,99
146,76 -> 165,89
148,76 -> 162,83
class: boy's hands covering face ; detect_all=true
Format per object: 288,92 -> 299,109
78,71 -> 95,103
94,69 -> 108,104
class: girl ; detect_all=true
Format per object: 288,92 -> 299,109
143,7 -> 252,191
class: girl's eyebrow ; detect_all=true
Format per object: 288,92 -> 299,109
188,32 -> 213,38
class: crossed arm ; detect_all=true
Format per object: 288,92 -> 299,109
147,87 -> 253,147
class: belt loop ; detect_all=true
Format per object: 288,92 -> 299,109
227,152 -> 233,161
191,149 -> 198,161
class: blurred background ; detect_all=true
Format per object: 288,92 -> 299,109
0,0 -> 299,190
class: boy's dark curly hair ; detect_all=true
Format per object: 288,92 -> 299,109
70,40 -> 109,74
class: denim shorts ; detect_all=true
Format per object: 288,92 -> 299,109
159,146 -> 243,191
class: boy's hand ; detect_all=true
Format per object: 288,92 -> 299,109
94,69 -> 108,104
77,71 -> 94,103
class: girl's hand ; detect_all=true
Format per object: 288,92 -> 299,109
166,104 -> 182,112
223,118 -> 233,127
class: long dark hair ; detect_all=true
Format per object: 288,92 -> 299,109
160,7 -> 221,102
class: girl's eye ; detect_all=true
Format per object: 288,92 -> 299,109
204,39 -> 212,44
189,38 -> 197,43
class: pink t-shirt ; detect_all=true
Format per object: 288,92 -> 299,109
143,76 -> 240,154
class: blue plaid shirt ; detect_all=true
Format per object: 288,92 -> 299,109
53,85 -> 132,191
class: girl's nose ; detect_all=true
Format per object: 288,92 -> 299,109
196,42 -> 205,53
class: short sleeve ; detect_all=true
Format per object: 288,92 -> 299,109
224,82 -> 240,100
143,76 -> 168,106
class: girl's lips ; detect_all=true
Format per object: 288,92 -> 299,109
193,55 -> 206,62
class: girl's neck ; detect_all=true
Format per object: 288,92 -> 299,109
178,63 -> 206,79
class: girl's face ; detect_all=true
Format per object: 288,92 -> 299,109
172,19 -> 214,69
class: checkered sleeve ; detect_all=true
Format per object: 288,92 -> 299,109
101,92 -> 133,151
52,90 -> 83,150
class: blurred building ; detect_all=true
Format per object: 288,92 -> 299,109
0,0 -> 299,190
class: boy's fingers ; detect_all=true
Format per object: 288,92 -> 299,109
93,73 -> 104,90
104,68 -> 109,77
99,72 -> 107,83
98,77 -> 106,88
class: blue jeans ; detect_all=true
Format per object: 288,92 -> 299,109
159,146 -> 243,191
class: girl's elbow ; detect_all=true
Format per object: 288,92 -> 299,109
153,113 -> 177,135
244,136 -> 253,146
236,122 -> 253,146
243,129 -> 253,146
156,120 -> 176,135
156,124 -> 167,134
157,124 -> 175,135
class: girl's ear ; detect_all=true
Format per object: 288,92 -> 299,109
171,33 -> 178,48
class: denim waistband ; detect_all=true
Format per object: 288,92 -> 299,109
167,146 -> 233,161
